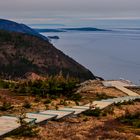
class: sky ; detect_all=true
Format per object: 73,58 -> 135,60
0,0 -> 140,21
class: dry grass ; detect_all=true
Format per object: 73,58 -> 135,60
1,80 -> 140,140
77,80 -> 126,104
0,89 -> 76,116
5,102 -> 140,140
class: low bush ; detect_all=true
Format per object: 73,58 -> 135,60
43,99 -> 52,104
0,80 -> 10,89
83,107 -> 101,117
118,111 -> 140,128
101,106 -> 114,116
10,75 -> 79,100
23,101 -> 31,109
55,104 -> 59,110
114,100 -> 134,107
0,101 -> 14,111
34,96 -> 41,103
75,101 -> 79,106
134,98 -> 140,102
0,79 -> 17,89
11,112 -> 40,137
96,93 -> 114,100
68,93 -> 82,102
50,95 -> 58,100
45,104 -> 49,110
58,99 -> 67,105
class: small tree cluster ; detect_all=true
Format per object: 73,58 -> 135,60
12,75 -> 80,101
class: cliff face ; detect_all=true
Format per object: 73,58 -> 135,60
0,29 -> 95,81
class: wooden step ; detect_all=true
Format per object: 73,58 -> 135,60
40,110 -> 75,120
26,113 -> 57,124
0,116 -> 35,137
58,107 -> 88,115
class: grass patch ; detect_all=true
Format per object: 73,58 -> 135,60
118,111 -> 140,128
95,93 -> 114,100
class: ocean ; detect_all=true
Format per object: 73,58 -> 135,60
29,19 -> 140,84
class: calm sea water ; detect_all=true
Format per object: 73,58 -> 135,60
29,19 -> 140,84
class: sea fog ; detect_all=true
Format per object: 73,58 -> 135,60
29,19 -> 140,84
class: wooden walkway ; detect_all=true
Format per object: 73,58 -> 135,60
0,80 -> 140,137
102,80 -> 139,96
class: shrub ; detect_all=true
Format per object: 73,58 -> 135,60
17,75 -> 78,97
114,100 -> 134,107
0,101 -> 13,111
58,99 -> 67,106
51,102 -> 55,106
0,80 -> 10,89
55,104 -> 59,110
59,99 -> 64,105
83,117 -> 88,122
34,96 -> 41,103
68,93 -> 82,102
43,99 -> 52,104
83,108 -> 101,117
101,111 -> 107,116
50,95 -> 58,100
134,98 -> 140,102
23,101 -> 31,109
118,111 -> 140,128
96,93 -> 114,100
102,106 -> 114,116
13,112 -> 40,137
45,104 -> 49,110
75,101 -> 79,106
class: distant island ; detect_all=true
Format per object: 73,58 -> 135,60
35,28 -> 65,33
48,36 -> 60,40
35,27 -> 109,33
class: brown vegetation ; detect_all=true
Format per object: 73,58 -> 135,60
0,29 -> 95,81
76,80 -> 126,104
1,80 -> 140,140
5,101 -> 140,140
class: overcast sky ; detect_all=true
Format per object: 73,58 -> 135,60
0,0 -> 140,20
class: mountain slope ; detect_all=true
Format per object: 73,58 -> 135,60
0,29 -> 95,81
0,19 -> 48,41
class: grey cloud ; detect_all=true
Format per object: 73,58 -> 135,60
0,0 -> 140,18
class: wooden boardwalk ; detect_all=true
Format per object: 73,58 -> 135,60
114,85 -> 139,96
102,80 -> 139,96
0,80 -> 140,137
